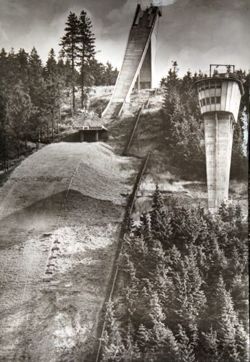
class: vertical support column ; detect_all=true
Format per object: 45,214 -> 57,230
204,112 -> 234,211
95,131 -> 99,142
137,73 -> 141,91
138,41 -> 152,89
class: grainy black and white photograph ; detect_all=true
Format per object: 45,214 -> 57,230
0,0 -> 249,361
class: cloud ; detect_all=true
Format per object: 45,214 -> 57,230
152,0 -> 176,5
0,0 -> 249,83
0,22 -> 8,42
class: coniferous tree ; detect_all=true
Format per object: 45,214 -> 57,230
60,12 -> 80,113
16,49 -> 29,87
101,194 -> 248,361
77,10 -> 95,109
102,301 -> 125,361
0,49 -> 8,91
6,81 -> 32,156
44,49 -> 62,138
28,47 -> 47,141
6,48 -> 19,90
137,324 -> 150,351
0,92 -> 8,169
177,324 -> 196,362
201,327 -> 219,361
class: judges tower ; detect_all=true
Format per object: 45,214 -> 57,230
196,65 -> 244,211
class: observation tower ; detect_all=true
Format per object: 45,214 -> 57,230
196,65 -> 244,211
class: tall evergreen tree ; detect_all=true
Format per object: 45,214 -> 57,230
16,49 -> 29,87
60,12 -> 80,113
28,47 -> 47,141
6,81 -> 32,156
77,10 -> 95,109
0,91 -> 8,169
44,49 -> 62,138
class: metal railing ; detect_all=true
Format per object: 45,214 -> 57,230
94,152 -> 151,362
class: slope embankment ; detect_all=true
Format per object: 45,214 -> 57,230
0,142 -> 139,361
106,89 -> 248,215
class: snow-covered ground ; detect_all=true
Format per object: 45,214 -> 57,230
0,142 -> 139,361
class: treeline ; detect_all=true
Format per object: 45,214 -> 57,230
101,187 -> 248,361
161,62 -> 249,180
0,9 -> 118,169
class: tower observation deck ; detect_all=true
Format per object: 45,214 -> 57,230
196,65 -> 244,211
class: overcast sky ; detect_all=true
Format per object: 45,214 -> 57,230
0,0 -> 249,85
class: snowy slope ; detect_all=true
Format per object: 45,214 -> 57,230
0,142 -> 139,361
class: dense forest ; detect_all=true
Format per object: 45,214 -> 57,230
101,187 -> 248,362
0,10 -> 118,168
161,62 -> 249,180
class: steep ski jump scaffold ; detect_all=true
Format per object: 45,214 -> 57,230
102,4 -> 162,119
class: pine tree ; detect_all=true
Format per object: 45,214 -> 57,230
102,300 -> 125,361
44,49 -> 62,138
169,249 -> 206,332
137,324 -> 150,351
146,239 -> 165,273
207,276 -> 247,361
149,292 -> 165,324
45,48 -> 57,77
177,324 -> 196,362
28,47 -> 47,141
6,81 -> 32,156
152,184 -> 164,212
132,284 -> 153,327
139,212 -> 152,243
60,12 -> 80,113
234,321 -> 249,361
103,62 -> 119,85
0,91 -> 8,169
16,49 -> 29,88
0,49 -> 8,91
5,48 -> 19,91
119,251 -> 136,281
77,10 -> 95,109
123,322 -> 141,361
201,327 -> 219,361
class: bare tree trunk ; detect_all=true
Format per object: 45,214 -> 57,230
81,56 -> 85,109
81,63 -> 84,109
71,50 -> 76,113
57,107 -> 61,134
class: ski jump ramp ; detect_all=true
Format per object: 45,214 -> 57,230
102,4 -> 162,119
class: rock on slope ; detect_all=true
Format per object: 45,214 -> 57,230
0,142 -> 139,361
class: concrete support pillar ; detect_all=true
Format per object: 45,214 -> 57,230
138,41 -> 152,89
137,73 -> 141,91
95,131 -> 99,142
204,112 -> 234,211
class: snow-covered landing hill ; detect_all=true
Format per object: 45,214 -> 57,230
0,142 -> 139,361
